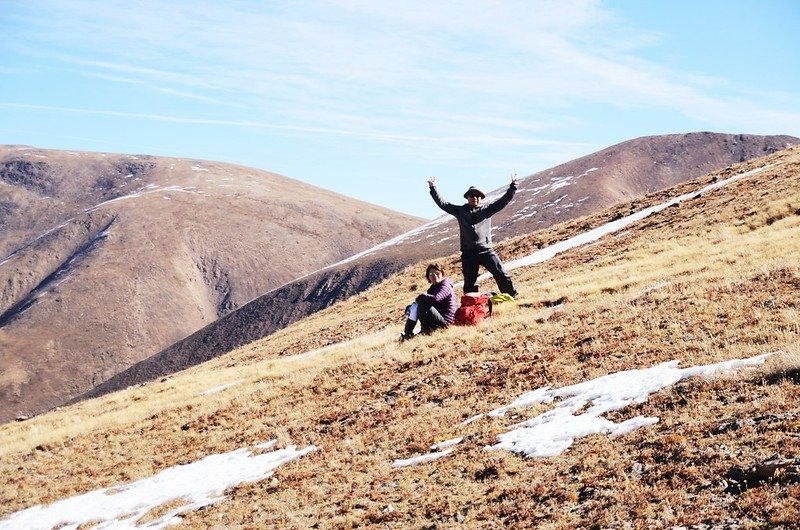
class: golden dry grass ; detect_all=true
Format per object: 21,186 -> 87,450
1,146 -> 800,529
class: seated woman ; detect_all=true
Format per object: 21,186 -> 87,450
400,263 -> 457,341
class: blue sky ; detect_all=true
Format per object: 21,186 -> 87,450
1,0 -> 798,219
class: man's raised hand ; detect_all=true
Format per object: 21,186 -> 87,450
428,176 -> 436,188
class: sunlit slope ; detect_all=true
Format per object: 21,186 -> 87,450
0,146 -> 423,423
78,132 -> 800,403
1,146 -> 799,528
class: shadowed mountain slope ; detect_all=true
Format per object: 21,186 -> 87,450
78,132 -> 798,402
0,147 -> 422,423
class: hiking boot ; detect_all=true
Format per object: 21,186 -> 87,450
399,332 -> 415,342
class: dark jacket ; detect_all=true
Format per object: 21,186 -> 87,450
416,278 -> 457,323
430,184 -> 516,251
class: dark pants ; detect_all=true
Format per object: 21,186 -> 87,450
462,249 -> 517,296
404,299 -> 449,336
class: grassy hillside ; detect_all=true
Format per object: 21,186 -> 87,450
0,146 -> 424,423
1,146 -> 800,528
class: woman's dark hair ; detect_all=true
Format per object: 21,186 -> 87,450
425,263 -> 445,278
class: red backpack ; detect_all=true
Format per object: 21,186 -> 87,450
453,293 -> 492,326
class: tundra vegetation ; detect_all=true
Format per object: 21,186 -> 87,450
1,147 -> 800,528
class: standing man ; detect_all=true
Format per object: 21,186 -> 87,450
428,175 -> 519,298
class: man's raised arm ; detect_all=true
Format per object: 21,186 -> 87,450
428,176 -> 456,214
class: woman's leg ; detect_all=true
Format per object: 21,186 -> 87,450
418,301 -> 449,334
401,302 -> 419,340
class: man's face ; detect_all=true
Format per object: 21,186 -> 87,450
467,194 -> 482,207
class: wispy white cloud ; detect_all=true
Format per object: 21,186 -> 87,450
85,72 -> 234,106
0,66 -> 34,75
0,101 -> 594,149
8,0 -> 782,132
1,0 -> 797,218
7,1 -> 795,131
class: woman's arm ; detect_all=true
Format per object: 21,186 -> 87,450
416,279 -> 454,305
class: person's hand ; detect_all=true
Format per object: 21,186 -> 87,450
428,176 -> 436,188
510,173 -> 518,187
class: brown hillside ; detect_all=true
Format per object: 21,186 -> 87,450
0,147 -> 423,423
81,132 -> 799,402
0,146 -> 798,528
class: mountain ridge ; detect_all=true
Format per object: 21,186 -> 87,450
1,144 -> 799,527
76,132 -> 799,405
0,148 -> 422,422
